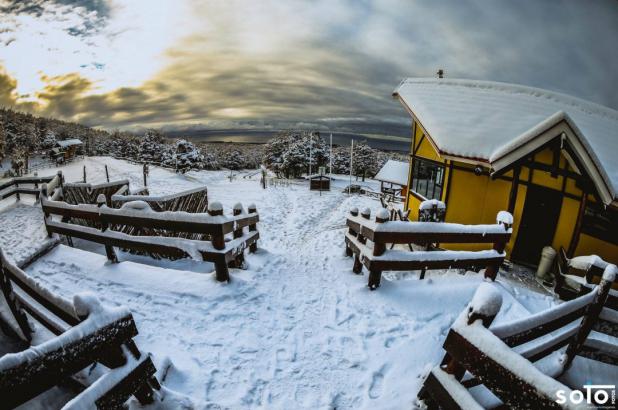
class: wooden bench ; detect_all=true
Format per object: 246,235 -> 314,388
344,208 -> 513,289
0,248 -> 160,409
554,249 -> 618,309
41,197 -> 260,282
418,264 -> 617,409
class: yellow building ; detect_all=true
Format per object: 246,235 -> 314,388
393,79 -> 618,266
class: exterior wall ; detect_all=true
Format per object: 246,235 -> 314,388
404,119 -> 617,265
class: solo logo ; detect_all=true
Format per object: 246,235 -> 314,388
556,384 -> 616,407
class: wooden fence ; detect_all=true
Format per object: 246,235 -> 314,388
62,179 -> 130,207
418,265 -> 617,409
0,248 -> 160,408
41,197 -> 259,282
0,174 -> 56,201
344,208 -> 512,289
111,186 -> 209,213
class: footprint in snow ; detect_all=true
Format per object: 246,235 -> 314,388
368,366 -> 387,399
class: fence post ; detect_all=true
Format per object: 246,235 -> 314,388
105,165 -> 110,182
15,180 -> 20,201
248,204 -> 258,253
353,208 -> 371,274
368,209 -> 389,290
98,195 -> 118,263
484,213 -> 512,281
562,264 -> 616,371
0,254 -> 33,341
230,203 -> 245,268
346,207 -> 359,257
441,283 -> 502,383
83,165 -> 87,183
208,202 -> 229,282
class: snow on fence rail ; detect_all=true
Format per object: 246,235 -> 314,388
344,208 -> 513,289
111,185 -> 209,213
41,197 -> 260,282
418,266 -> 618,409
0,174 -> 57,201
0,248 -> 160,408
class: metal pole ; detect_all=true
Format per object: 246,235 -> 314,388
329,133 -> 332,178
308,133 -> 313,177
349,139 -> 354,195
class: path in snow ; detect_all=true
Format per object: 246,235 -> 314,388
5,157 -> 557,409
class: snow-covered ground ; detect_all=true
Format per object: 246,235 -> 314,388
0,157 -> 558,409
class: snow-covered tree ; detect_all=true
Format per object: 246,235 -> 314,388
40,130 -> 57,149
138,129 -> 166,163
221,150 -> 245,170
174,139 -> 203,173
352,141 -> 378,181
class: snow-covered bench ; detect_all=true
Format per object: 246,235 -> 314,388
41,197 -> 260,282
418,265 -> 617,409
344,208 -> 513,289
554,249 -> 618,309
0,248 -> 160,408
0,174 -> 57,201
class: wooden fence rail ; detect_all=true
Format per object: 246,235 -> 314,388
0,174 -> 56,201
344,208 -> 513,289
419,265 -> 617,409
41,197 -> 260,282
0,248 -> 160,409
111,185 -> 209,213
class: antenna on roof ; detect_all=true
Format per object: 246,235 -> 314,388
437,69 -> 445,79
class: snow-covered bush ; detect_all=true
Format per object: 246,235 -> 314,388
264,130 -> 329,178
138,129 -> 166,163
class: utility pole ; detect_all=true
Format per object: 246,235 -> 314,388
308,133 -> 313,177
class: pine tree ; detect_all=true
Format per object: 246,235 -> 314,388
352,141 -> 378,181
138,129 -> 166,163
174,139 -> 203,173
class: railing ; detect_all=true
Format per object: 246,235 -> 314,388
0,248 -> 160,408
62,179 -> 130,207
344,208 -> 513,289
41,197 -> 260,282
0,174 -> 56,201
418,265 -> 617,409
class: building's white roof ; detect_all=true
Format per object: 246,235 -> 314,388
56,139 -> 83,148
394,78 -> 618,202
374,160 -> 409,186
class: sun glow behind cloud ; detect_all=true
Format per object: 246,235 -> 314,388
0,0 -> 195,98
0,0 -> 617,135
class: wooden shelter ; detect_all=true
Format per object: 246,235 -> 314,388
374,159 -> 409,196
309,174 -> 331,191
52,139 -> 83,161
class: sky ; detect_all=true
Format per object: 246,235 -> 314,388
0,0 -> 617,137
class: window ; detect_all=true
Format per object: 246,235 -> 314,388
581,202 -> 618,245
410,157 -> 445,200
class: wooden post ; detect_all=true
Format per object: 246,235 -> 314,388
484,215 -> 512,281
105,165 -> 110,183
353,208 -> 370,274
368,210 -> 388,290
443,284 -> 502,382
248,204 -> 258,253
346,207 -> 359,257
143,163 -> 149,187
562,264 -> 615,370
0,257 -> 32,341
98,195 -> 118,263
83,165 -> 87,183
208,202 -> 229,282
230,203 -> 245,268
15,181 -> 20,201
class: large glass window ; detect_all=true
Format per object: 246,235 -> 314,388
410,157 -> 445,200
581,202 -> 618,245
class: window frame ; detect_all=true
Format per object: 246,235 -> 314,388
410,156 -> 445,201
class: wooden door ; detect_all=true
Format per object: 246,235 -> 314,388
511,185 -> 563,266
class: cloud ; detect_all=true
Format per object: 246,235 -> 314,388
0,0 -> 616,136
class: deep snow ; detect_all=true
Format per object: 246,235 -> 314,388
0,157 -> 558,409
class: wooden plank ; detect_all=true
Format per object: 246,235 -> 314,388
94,357 -> 158,408
443,330 -> 564,409
0,315 -> 138,409
345,219 -> 511,244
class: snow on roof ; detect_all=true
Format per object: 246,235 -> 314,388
394,78 -> 618,202
374,160 -> 409,186
56,139 -> 83,148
